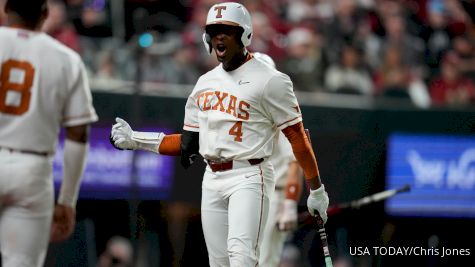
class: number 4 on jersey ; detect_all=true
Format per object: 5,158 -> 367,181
229,121 -> 243,142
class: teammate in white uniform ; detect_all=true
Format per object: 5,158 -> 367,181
0,1 -> 98,266
253,52 -> 304,267
110,2 -> 329,266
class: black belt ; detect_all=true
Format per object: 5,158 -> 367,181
207,158 -> 264,172
0,146 -> 50,157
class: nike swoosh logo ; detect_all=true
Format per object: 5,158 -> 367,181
238,80 -> 250,85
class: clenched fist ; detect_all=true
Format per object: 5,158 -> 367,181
110,117 -> 137,150
307,184 -> 329,224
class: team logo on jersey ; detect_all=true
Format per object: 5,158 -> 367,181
196,90 -> 250,120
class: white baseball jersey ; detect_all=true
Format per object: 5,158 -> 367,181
0,27 -> 98,154
183,57 -> 302,161
270,132 -> 297,187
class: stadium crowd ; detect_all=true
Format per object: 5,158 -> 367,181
1,0 -> 475,107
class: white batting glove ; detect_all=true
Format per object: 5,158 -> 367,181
277,199 -> 298,231
307,184 -> 329,224
111,117 -> 138,150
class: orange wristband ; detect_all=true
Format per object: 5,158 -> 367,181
158,134 -> 181,156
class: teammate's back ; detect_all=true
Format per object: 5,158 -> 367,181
1,1 -> 97,266
0,26 -> 96,153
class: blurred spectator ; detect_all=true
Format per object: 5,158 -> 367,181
420,3 -> 452,78
43,0 -> 81,52
95,50 -> 121,80
168,43 -> 201,84
323,0 -> 367,65
373,45 -> 413,97
242,0 -> 290,33
324,44 -> 373,95
249,11 -> 286,61
374,44 -> 431,108
181,1 -> 219,73
429,52 -> 475,106
139,33 -> 201,84
451,35 -> 475,83
73,1 -> 112,38
97,236 -> 133,267
280,27 -> 327,92
286,0 -> 334,24
442,0 -> 473,36
380,14 -> 426,74
353,17 -> 382,72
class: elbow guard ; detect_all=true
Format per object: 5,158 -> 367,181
180,130 -> 199,169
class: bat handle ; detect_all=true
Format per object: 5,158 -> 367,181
315,214 -> 334,267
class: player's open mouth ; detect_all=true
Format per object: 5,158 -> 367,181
216,44 -> 226,57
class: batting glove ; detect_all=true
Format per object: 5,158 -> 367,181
111,117 -> 165,153
277,199 -> 298,231
111,118 -> 138,150
307,184 -> 329,224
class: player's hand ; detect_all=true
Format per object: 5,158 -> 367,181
110,117 -> 137,150
307,184 -> 329,224
50,204 -> 76,243
276,199 -> 298,231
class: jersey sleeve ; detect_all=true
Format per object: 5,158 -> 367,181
183,81 -> 200,132
262,73 -> 302,130
62,59 -> 98,127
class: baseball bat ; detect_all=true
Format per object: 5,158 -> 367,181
304,129 -> 334,267
327,184 -> 411,216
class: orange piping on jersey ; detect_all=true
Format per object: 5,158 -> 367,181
184,124 -> 199,129
281,122 -> 320,180
158,134 -> 181,156
276,115 -> 302,128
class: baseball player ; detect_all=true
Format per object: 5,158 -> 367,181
0,1 -> 98,266
110,2 -> 329,266
253,52 -> 304,267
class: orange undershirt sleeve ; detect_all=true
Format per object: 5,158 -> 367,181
158,134 -> 182,156
281,122 -> 321,188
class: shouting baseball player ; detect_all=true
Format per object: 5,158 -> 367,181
253,52 -> 304,267
0,1 -> 98,266
110,2 -> 329,266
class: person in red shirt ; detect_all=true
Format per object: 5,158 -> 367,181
429,51 -> 475,106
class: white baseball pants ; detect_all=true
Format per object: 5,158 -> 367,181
201,160 -> 275,267
0,149 -> 54,267
259,189 -> 289,267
